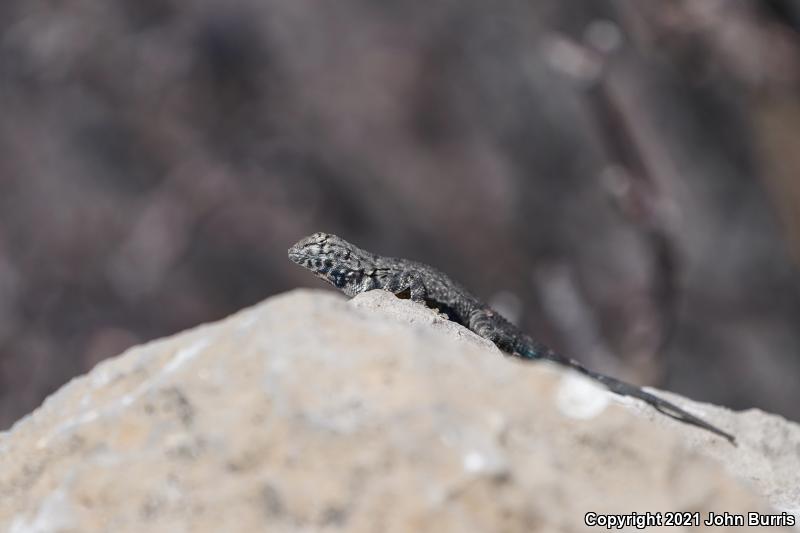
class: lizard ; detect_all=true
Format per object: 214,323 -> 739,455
288,231 -> 735,444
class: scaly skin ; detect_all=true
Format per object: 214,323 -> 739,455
289,232 -> 735,444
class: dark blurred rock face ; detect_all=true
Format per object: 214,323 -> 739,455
0,0 -> 799,428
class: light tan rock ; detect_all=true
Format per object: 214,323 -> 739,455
0,289 -> 796,532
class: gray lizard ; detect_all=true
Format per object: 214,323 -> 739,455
289,231 -> 735,444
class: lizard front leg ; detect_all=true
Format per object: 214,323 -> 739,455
382,270 -> 427,303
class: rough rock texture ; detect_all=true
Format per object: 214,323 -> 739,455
0,289 -> 797,532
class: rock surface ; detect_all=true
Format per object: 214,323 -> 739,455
0,289 -> 798,532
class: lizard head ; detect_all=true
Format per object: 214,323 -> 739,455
288,232 -> 375,294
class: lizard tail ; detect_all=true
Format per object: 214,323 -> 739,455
520,345 -> 736,445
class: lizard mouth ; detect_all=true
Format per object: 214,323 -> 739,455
287,248 -> 304,264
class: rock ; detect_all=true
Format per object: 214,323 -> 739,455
0,289 -> 797,532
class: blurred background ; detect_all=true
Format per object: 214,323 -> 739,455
1,0 -> 799,429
